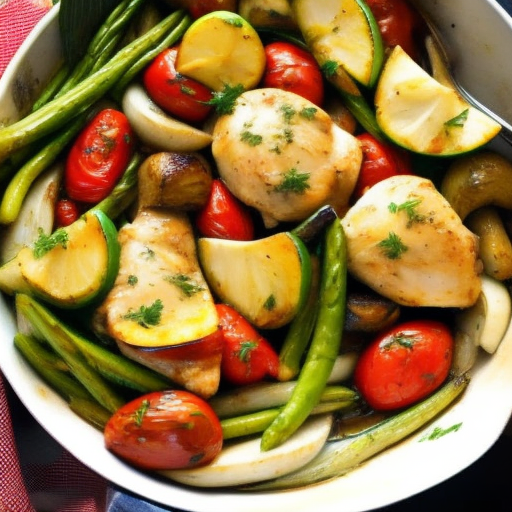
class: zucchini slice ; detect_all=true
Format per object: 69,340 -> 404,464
0,210 -> 119,308
198,232 -> 311,329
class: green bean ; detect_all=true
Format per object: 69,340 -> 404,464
278,253 -> 320,381
222,398 -> 355,440
69,397 -> 112,430
13,332 -> 92,402
261,219 -> 347,451
110,12 -> 192,100
0,9 -> 187,165
248,373 -> 470,490
0,109 -> 90,224
15,294 -> 125,413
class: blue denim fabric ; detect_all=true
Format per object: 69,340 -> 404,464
106,1 -> 512,510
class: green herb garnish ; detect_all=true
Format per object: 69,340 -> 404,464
206,83 -> 244,115
377,232 -> 408,259
274,168 -> 311,194
300,107 -> 317,120
241,130 -> 263,146
388,199 -> 426,227
445,109 -> 469,128
133,399 -> 150,427
123,299 -> 163,328
237,341 -> 258,362
419,423 -> 463,442
321,60 -> 339,78
165,274 -> 204,297
33,227 -> 69,259
127,275 -> 138,286
280,103 -> 296,123
264,294 -> 276,311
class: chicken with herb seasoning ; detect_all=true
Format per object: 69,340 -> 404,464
212,88 -> 362,228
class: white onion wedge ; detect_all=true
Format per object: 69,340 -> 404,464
1,162 -> 62,264
160,414 -> 333,487
122,84 -> 212,153
455,274 -> 512,354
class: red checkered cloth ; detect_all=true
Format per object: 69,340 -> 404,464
0,2 -> 108,510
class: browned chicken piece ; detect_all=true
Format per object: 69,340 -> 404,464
212,88 -> 362,228
341,175 -> 482,308
94,208 -> 221,398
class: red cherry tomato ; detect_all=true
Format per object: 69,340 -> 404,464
104,390 -> 223,470
366,0 -> 426,62
216,304 -> 280,386
196,179 -> 254,241
54,198 -> 80,228
262,41 -> 324,106
351,132 -> 412,201
353,320 -> 454,411
143,47 -> 213,124
65,109 -> 134,204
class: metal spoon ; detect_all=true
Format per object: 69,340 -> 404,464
414,2 -> 512,148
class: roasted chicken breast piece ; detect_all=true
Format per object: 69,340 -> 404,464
94,208 -> 221,398
212,88 -> 362,227
341,175 -> 482,308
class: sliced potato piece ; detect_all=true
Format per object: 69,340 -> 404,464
375,46 -> 501,156
122,84 -> 212,152
161,414 -> 332,487
175,10 -> 266,91
198,232 -> 311,329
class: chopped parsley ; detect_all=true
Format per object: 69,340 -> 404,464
419,423 -> 463,442
280,103 -> 296,123
240,130 -> 263,146
123,299 -> 163,328
274,168 -> 311,194
386,333 -> 416,349
321,60 -> 339,78
300,107 -> 317,120
127,275 -> 138,286
388,199 -> 426,227
33,227 -> 69,259
164,274 -> 204,297
263,294 -> 276,311
377,232 -> 408,259
140,246 -> 155,260
223,17 -> 243,27
206,83 -> 244,115
237,341 -> 258,362
445,109 -> 469,128
133,399 -> 150,427
180,84 -> 196,96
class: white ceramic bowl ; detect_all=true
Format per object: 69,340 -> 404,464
2,2 -> 512,511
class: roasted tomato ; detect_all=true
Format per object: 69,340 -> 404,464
262,41 -> 324,106
196,179 -> 254,241
351,132 -> 412,201
65,108 -> 134,204
216,304 -> 279,386
365,0 -> 426,62
104,390 -> 223,470
143,47 -> 213,124
54,198 -> 80,228
353,319 -> 454,411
